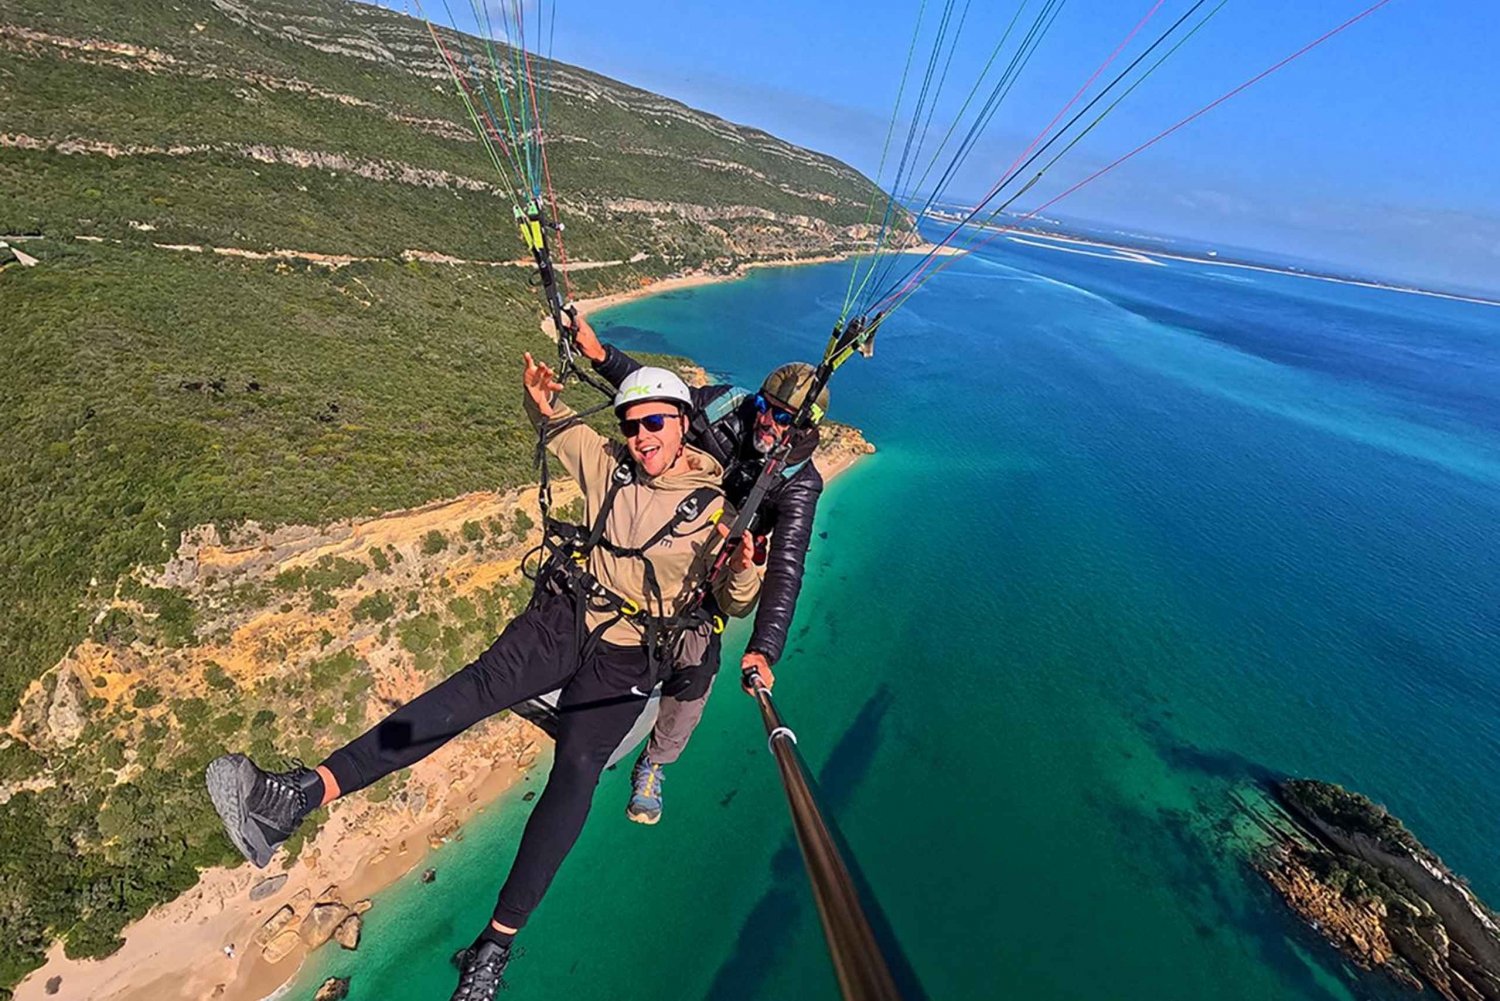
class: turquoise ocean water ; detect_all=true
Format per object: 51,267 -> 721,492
293,232 -> 1500,1000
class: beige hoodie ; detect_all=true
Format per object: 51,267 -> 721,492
529,398 -> 762,647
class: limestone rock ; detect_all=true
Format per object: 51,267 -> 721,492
288,887 -> 312,915
314,976 -> 350,1001
1259,779 -> 1500,1001
351,898 -> 373,915
301,902 -> 352,948
334,913 -> 362,950
249,874 -> 288,901
44,976 -> 61,995
255,904 -> 296,945
316,883 -> 343,905
46,668 -> 88,748
262,927 -> 302,964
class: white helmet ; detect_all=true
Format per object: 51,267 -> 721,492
613,366 -> 692,415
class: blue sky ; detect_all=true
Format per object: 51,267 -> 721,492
413,1 -> 1499,294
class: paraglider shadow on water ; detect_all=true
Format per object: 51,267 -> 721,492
705,685 -> 929,1001
1134,710 -> 1284,788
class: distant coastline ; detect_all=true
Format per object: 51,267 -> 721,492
569,242 -> 962,316
921,211 -> 1500,309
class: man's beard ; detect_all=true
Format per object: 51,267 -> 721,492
753,430 -> 776,455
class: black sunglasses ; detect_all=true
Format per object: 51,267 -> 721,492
619,413 -> 677,437
754,393 -> 796,426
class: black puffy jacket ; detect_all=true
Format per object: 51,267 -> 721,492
594,345 -> 823,666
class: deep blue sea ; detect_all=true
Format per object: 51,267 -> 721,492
293,232 -> 1500,1000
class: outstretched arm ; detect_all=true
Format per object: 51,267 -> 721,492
522,353 -> 613,494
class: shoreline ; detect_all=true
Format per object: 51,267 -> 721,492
925,213 -> 1500,308
569,242 -> 962,316
15,722 -> 534,1001
221,755 -> 527,1001
15,252 -> 877,1001
1019,230 -> 1500,307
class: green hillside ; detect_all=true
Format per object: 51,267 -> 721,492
0,0 -> 891,991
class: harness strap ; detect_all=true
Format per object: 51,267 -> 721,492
537,467 -> 723,677
589,483 -> 719,671
583,463 -> 634,553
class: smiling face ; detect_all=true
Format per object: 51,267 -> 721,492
620,400 -> 687,476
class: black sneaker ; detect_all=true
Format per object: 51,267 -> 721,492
450,941 -> 511,999
204,754 -> 318,867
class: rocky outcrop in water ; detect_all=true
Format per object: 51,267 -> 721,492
1255,780 -> 1500,1001
313,977 -> 349,1001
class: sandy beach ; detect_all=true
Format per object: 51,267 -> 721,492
14,258 -> 875,1001
568,242 -> 962,317
14,717 -> 536,1001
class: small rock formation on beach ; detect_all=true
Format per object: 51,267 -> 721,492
1254,779 -> 1500,1001
334,914 -> 362,951
301,902 -> 352,948
253,887 -> 370,962
249,874 -> 288,901
255,904 -> 296,945
262,928 -> 302,965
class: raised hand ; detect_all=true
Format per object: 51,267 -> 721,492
523,352 -> 565,417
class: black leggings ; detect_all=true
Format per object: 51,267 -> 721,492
320,593 -> 651,929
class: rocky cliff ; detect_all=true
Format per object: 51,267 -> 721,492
1255,780 -> 1500,1001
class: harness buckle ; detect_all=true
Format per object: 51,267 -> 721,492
712,615 -> 726,634
619,598 -> 642,617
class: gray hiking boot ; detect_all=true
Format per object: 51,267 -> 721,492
205,753 -> 320,867
450,940 -> 512,999
626,754 -> 665,825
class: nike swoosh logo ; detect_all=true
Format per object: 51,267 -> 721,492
630,686 -> 651,697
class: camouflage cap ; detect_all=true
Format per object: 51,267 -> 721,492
760,363 -> 829,421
